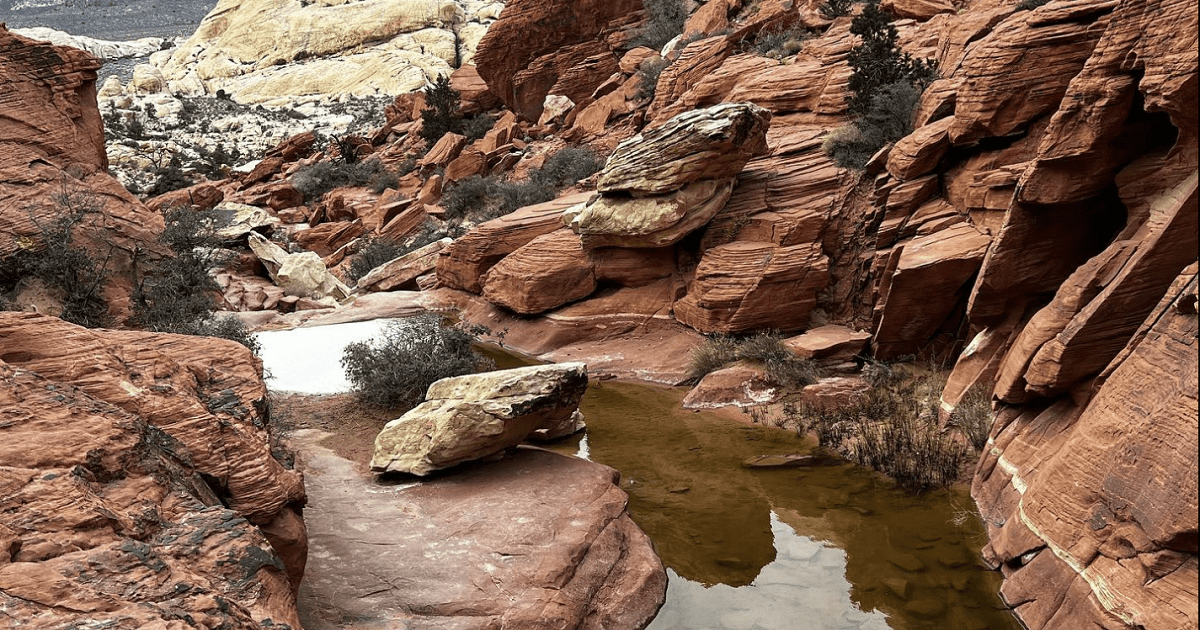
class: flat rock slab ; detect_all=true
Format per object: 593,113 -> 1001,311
296,433 -> 667,630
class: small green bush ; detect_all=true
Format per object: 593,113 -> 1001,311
820,0 -> 854,19
291,159 -> 387,202
440,147 -> 604,224
847,0 -> 937,115
1,189 -> 112,328
823,81 -> 922,169
341,313 -> 494,410
631,0 -> 688,50
420,74 -> 462,147
1016,0 -> 1052,9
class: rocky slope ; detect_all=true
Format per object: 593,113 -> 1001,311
0,312 -> 305,628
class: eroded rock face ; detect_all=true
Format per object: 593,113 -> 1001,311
973,265 -> 1198,630
371,363 -> 589,476
473,0 -> 640,120
0,26 -> 166,322
0,312 -> 305,628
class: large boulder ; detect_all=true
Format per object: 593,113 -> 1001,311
248,232 -> 351,301
596,102 -> 772,195
565,178 -> 736,249
0,312 -> 306,627
356,237 -> 452,292
371,363 -> 590,476
300,438 -> 667,630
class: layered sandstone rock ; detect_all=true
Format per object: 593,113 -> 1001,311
371,363 -> 590,476
356,237 -> 452,292
0,26 -> 166,321
0,312 -> 305,627
972,265 -> 1198,630
675,241 -> 829,333
436,192 -> 594,293
156,0 -> 492,104
473,0 -> 640,120
565,179 -> 735,249
596,102 -> 772,195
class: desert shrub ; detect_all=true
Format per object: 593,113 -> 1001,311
687,335 -> 740,382
341,313 -> 495,410
133,206 -> 260,353
347,238 -> 407,282
461,114 -> 495,141
420,74 -> 462,147
1016,0 -> 1052,9
947,382 -> 994,451
824,81 -> 922,168
440,147 -> 604,224
291,159 -> 386,202
2,189 -> 112,328
820,0 -> 854,19
367,167 -> 400,194
631,0 -> 688,50
785,369 -> 968,491
637,57 -> 669,102
752,25 -> 811,58
687,332 -> 823,387
146,154 -> 193,197
846,0 -> 937,115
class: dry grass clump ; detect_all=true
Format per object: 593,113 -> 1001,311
687,332 -> 823,388
782,368 -> 970,492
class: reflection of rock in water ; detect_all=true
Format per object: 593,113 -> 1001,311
579,381 -> 780,586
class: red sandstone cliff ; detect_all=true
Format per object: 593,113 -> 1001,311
0,24 -> 166,323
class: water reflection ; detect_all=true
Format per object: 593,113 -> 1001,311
649,512 -> 891,630
255,319 -> 394,393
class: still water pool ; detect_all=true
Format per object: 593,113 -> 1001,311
257,322 -> 1021,630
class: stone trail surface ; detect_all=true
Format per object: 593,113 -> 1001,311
296,433 -> 667,630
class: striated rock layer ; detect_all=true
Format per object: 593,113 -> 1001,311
0,26 -> 166,322
0,312 -> 305,628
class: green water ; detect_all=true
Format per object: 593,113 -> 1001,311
485,347 -> 1020,630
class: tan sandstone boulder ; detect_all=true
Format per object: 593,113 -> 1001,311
596,102 -> 772,195
371,363 -> 590,476
248,232 -> 351,301
565,179 -> 735,249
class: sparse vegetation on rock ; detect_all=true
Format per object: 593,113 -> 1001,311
420,74 -> 463,147
783,369 -> 968,491
0,189 -> 112,328
132,206 -> 260,354
292,158 -> 390,202
441,146 -> 604,224
825,0 -> 937,168
688,332 -> 824,387
631,0 -> 688,50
